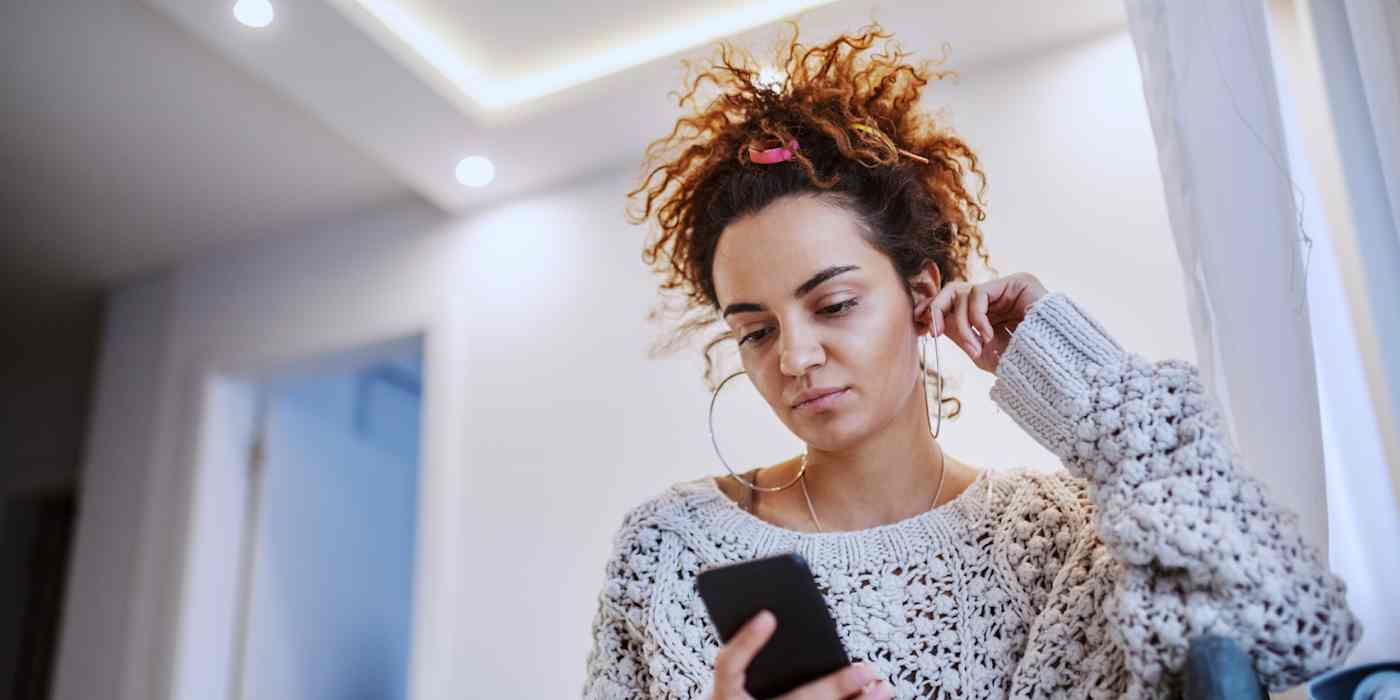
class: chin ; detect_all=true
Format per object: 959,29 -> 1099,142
790,414 -> 872,451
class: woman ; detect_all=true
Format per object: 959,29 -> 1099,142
583,24 -> 1361,700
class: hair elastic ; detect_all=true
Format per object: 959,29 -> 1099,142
748,139 -> 799,164
745,124 -> 929,166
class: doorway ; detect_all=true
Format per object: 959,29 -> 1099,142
177,334 -> 423,700
0,487 -> 76,700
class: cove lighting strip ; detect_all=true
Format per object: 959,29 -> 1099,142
346,0 -> 838,110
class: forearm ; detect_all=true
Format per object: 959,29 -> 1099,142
989,292 -> 1362,688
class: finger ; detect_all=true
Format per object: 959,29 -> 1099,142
927,284 -> 957,337
776,662 -> 879,700
989,273 -> 1039,319
935,283 -> 970,341
954,286 -> 979,356
922,297 -> 941,338
970,286 -> 994,344
857,680 -> 896,699
714,610 -> 776,691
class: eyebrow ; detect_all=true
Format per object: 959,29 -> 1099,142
722,264 -> 862,318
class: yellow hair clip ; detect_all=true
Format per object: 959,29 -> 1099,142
851,122 -> 930,165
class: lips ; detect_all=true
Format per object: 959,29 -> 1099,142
792,387 -> 847,409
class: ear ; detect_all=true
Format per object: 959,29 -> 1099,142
909,260 -> 942,336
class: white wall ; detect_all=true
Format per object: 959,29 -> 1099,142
923,28 -> 1196,473
57,28 -> 1206,700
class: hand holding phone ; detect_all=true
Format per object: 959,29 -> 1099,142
696,553 -> 894,699
706,610 -> 893,699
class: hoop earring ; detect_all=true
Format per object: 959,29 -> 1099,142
707,333 -> 945,493
707,369 -> 808,492
921,333 -> 945,440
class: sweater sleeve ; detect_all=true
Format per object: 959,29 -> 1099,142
988,291 -> 1363,695
582,505 -> 656,699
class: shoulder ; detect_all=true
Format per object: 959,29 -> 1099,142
985,466 -> 1093,514
982,467 -> 1097,543
982,468 -> 1105,597
603,475 -> 723,558
596,476 -> 724,607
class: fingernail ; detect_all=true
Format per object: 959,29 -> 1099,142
966,340 -> 980,355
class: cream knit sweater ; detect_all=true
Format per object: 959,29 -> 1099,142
582,291 -> 1362,699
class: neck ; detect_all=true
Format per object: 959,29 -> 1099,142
777,379 -> 957,532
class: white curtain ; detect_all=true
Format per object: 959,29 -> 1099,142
1123,0 -> 1400,666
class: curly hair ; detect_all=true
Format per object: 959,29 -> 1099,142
627,21 -> 996,419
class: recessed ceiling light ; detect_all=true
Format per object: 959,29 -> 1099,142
233,0 -> 275,29
455,156 -> 494,188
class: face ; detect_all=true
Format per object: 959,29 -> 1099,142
712,193 -> 940,450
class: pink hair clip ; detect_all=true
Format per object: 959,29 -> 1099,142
748,139 -> 799,164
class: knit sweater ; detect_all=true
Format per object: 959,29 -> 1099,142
581,291 -> 1362,699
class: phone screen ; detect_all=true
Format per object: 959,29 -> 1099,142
695,552 -> 851,698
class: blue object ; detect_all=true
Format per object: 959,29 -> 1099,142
1181,636 -> 1400,700
1308,662 -> 1400,700
1183,636 -> 1268,700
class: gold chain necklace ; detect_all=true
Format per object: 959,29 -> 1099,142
796,446 -> 948,533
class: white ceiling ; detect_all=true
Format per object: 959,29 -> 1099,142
0,0 -> 1127,309
0,1 -> 410,312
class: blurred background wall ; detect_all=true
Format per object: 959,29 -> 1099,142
55,28 -> 1190,700
0,0 -> 1392,698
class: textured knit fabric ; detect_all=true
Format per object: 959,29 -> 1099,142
581,291 -> 1362,699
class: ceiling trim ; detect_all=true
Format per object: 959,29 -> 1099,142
331,0 -> 839,113
138,0 -> 1129,217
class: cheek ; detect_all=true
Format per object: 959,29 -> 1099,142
853,329 -> 918,405
845,309 -> 909,366
743,363 -> 785,409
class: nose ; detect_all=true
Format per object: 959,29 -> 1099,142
779,326 -> 825,379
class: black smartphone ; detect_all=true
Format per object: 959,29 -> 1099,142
695,552 -> 851,698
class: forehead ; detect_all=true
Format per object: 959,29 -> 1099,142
712,195 -> 880,302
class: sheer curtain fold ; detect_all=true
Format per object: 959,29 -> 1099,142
1123,0 -> 1400,666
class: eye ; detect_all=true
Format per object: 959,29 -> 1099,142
739,328 -> 770,347
738,298 -> 860,347
819,298 -> 859,316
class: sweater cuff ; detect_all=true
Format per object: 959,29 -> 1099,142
988,291 -> 1127,460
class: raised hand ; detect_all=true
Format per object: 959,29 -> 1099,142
922,272 -> 1050,374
